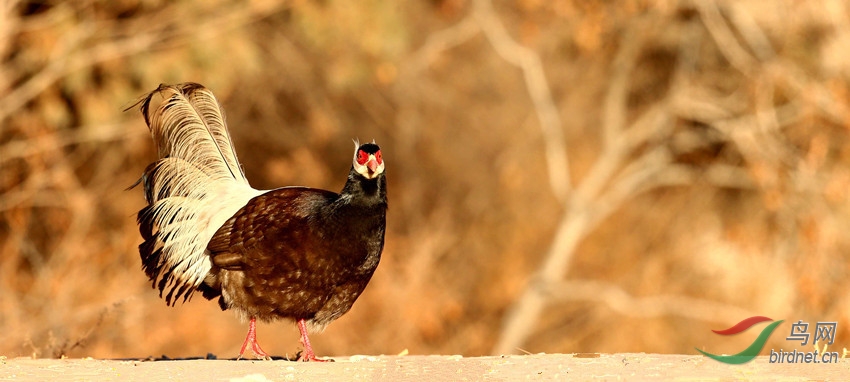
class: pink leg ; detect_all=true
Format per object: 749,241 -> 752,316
297,318 -> 327,362
238,317 -> 270,360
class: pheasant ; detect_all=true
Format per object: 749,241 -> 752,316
131,83 -> 387,361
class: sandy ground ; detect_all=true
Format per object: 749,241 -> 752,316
1,353 -> 848,381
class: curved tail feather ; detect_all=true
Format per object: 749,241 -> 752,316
131,83 -> 263,305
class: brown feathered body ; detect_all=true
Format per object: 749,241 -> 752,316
201,183 -> 386,331
133,83 -> 387,360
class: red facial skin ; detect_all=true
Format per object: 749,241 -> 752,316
358,150 -> 382,173
356,150 -> 369,165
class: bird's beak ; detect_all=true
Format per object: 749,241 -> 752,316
367,158 -> 378,174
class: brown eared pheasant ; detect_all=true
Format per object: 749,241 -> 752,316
131,83 -> 387,362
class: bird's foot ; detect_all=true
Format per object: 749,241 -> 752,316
296,349 -> 331,362
237,317 -> 272,360
296,318 -> 330,362
249,341 -> 271,361
237,340 -> 271,361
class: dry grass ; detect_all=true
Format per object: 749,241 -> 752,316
2,0 -> 850,359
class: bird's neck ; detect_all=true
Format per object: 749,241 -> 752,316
340,171 -> 387,208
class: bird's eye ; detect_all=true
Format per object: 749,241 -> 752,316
357,150 -> 369,165
375,150 -> 383,164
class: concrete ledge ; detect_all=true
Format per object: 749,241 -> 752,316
2,353 -> 847,381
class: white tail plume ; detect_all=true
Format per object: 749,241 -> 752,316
132,83 -> 264,305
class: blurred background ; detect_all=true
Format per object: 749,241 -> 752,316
2,0 -> 850,359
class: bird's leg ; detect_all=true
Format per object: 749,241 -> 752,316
297,318 -> 327,362
238,317 -> 270,360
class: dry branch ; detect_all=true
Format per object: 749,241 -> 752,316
491,0 -> 801,355
473,0 -> 570,201
548,280 -> 756,322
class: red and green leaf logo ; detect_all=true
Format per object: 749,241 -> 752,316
697,316 -> 784,364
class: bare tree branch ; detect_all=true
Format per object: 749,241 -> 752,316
0,2 -> 287,123
493,100 -> 675,355
473,0 -> 570,201
0,121 -> 142,164
725,2 -> 775,61
407,1 -> 572,202
409,17 -> 481,74
548,280 -> 757,322
694,0 -> 759,75
602,20 -> 649,148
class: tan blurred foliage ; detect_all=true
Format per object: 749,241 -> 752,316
2,0 -> 850,359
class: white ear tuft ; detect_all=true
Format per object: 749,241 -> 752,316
352,138 -> 360,165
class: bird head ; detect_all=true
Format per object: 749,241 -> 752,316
352,141 -> 384,179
